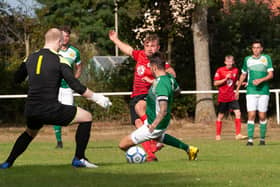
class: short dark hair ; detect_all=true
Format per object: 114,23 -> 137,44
149,52 -> 166,70
59,25 -> 71,34
143,33 -> 159,44
252,39 -> 263,47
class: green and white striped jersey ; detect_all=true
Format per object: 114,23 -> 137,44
146,74 -> 179,130
59,45 -> 81,88
242,54 -> 273,95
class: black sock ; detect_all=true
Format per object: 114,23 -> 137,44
6,131 -> 34,165
75,121 -> 92,159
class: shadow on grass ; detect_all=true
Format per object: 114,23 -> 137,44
0,164 -> 210,187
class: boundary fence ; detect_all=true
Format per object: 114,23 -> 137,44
1,89 -> 280,124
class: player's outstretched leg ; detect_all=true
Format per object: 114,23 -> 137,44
162,134 -> 199,160
0,131 -> 35,169
137,115 -> 159,162
72,121 -> 98,168
53,125 -> 63,148
141,141 -> 158,162
150,140 -> 164,153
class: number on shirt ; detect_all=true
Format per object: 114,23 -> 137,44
36,55 -> 43,75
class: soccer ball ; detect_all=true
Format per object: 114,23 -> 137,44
126,146 -> 146,164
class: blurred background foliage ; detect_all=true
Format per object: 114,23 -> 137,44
0,0 -> 279,124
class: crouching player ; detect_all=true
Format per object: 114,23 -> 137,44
119,52 -> 199,161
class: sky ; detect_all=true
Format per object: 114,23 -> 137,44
4,0 -> 41,16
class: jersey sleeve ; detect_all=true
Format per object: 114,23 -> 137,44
14,62 -> 28,84
74,48 -> 81,65
241,57 -> 249,74
265,55 -> 273,72
155,79 -> 169,101
168,74 -> 180,92
165,62 -> 171,69
213,68 -> 221,80
132,50 -> 141,61
172,78 -> 180,92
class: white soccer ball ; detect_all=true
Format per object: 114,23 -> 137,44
126,146 -> 146,164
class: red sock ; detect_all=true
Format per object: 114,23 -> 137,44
140,114 -> 147,123
216,121 -> 222,136
141,141 -> 156,159
235,118 -> 241,135
150,140 -> 157,153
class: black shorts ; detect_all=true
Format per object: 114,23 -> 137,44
26,104 -> 77,130
217,100 -> 240,114
129,94 -> 147,125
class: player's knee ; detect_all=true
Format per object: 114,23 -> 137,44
26,128 -> 39,138
135,101 -> 146,115
234,110 -> 241,117
84,111 -> 92,121
135,119 -> 143,128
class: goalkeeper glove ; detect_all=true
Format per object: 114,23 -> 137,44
90,93 -> 112,109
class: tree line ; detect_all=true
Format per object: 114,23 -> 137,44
0,0 -> 279,125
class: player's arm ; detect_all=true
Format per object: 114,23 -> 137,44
148,98 -> 168,132
109,30 -> 133,56
236,73 -> 247,91
14,62 -> 28,83
74,63 -> 82,79
74,50 -> 82,79
235,73 -> 247,100
214,73 -> 230,87
253,71 -> 273,86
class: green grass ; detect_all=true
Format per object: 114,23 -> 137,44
1,139 -> 280,187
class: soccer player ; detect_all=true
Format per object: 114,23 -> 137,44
0,28 -> 111,169
119,52 -> 199,161
109,30 -> 176,162
213,55 -> 247,140
53,26 -> 82,149
236,40 -> 273,146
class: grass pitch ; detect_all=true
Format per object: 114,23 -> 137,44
1,139 -> 280,187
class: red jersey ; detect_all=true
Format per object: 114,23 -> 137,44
131,50 -> 171,98
214,66 -> 239,102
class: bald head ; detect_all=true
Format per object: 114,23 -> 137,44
44,28 -> 63,51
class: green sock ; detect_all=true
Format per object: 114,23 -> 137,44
162,134 -> 189,151
247,122 -> 255,140
53,125 -> 62,142
260,121 -> 267,139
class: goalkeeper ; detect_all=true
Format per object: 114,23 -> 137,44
0,28 -> 111,169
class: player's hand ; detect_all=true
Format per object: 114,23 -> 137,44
235,92 -> 239,100
225,73 -> 231,79
142,76 -> 154,84
253,79 -> 262,86
90,93 -> 112,109
109,30 -> 117,41
148,124 -> 155,133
